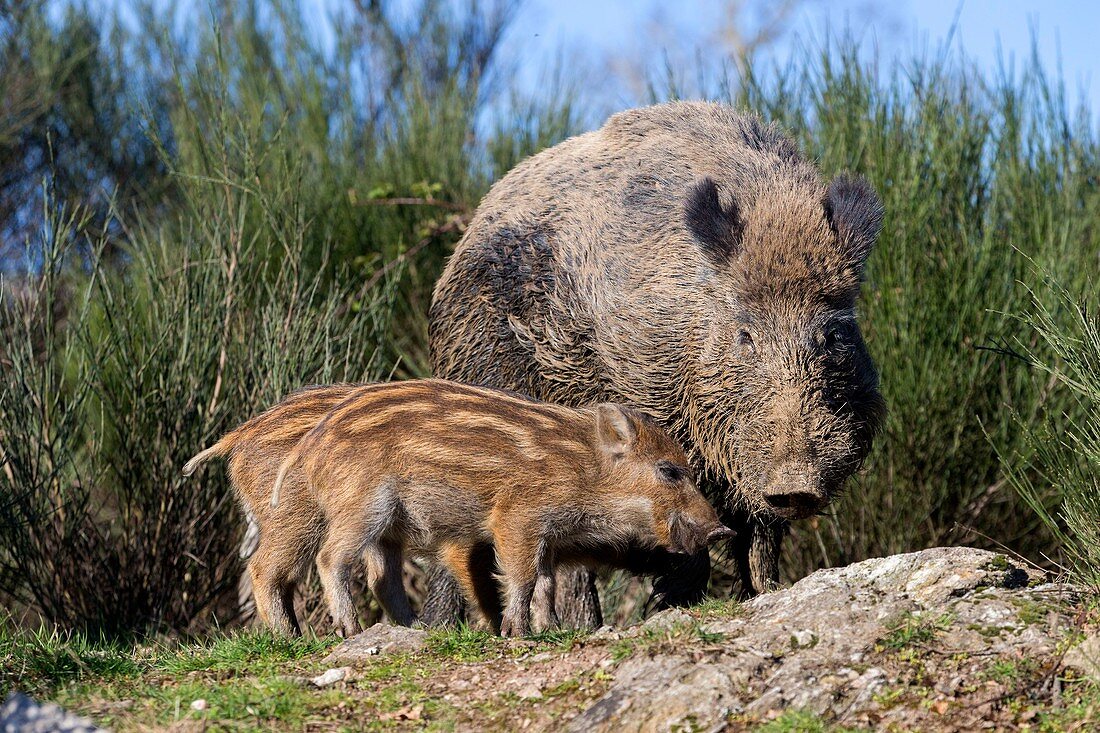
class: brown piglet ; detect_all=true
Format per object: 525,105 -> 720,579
272,378 -> 734,637
182,384 -> 361,635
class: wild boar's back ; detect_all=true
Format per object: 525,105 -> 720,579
432,101 -> 822,433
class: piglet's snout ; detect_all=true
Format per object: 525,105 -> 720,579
706,525 -> 736,544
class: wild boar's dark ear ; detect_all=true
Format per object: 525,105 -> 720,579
823,174 -> 883,268
684,177 -> 743,263
596,403 -> 637,457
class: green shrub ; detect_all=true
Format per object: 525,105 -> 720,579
999,277 -> 1100,590
0,98 -> 398,635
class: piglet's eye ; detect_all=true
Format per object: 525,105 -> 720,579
656,460 -> 686,483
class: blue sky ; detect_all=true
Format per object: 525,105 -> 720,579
113,0 -> 1100,124
498,1 -> 1099,120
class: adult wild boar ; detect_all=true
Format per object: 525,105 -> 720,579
426,101 -> 886,626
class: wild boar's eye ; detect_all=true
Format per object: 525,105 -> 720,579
656,460 -> 686,483
738,329 -> 755,353
819,322 -> 854,350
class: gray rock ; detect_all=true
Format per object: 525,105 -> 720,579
1064,634 -> 1100,680
310,667 -> 353,687
638,608 -> 695,631
574,547 -> 1077,731
1,692 -> 103,733
323,623 -> 427,663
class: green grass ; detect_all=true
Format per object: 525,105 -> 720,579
688,596 -> 746,620
155,630 -> 336,675
754,709 -> 868,732
983,656 -> 1042,685
876,612 -> 954,651
1037,679 -> 1100,731
423,625 -> 497,662
0,623 -> 604,729
608,619 -> 727,663
1,625 -> 353,730
1,625 -> 456,730
0,624 -> 144,696
419,623 -> 591,662
3,616 -> 1095,731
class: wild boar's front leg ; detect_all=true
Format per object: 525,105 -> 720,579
553,568 -> 602,630
422,562 -> 468,627
734,517 -> 786,599
647,548 -> 711,611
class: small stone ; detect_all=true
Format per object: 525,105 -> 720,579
790,629 -> 816,648
517,684 -> 543,700
190,698 -> 207,712
323,623 -> 427,663
310,667 -> 352,687
0,693 -> 104,733
379,704 -> 423,721
935,675 -> 964,696
589,625 -> 618,640
642,609 -> 695,631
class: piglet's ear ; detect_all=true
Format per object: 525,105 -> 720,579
823,174 -> 883,270
596,403 -> 637,457
684,177 -> 744,264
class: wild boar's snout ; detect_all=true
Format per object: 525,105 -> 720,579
763,461 -> 827,518
758,382 -> 832,518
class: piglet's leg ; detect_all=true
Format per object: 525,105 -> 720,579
440,542 -> 503,633
531,549 -> 560,633
316,528 -> 364,638
492,513 -> 544,638
500,580 -> 535,638
365,538 -> 416,627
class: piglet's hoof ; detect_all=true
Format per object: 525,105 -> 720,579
499,617 -> 528,638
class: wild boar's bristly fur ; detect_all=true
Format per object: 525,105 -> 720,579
271,379 -> 731,638
428,101 -> 887,610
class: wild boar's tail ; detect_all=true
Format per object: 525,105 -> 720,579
182,435 -> 236,477
270,449 -> 302,508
